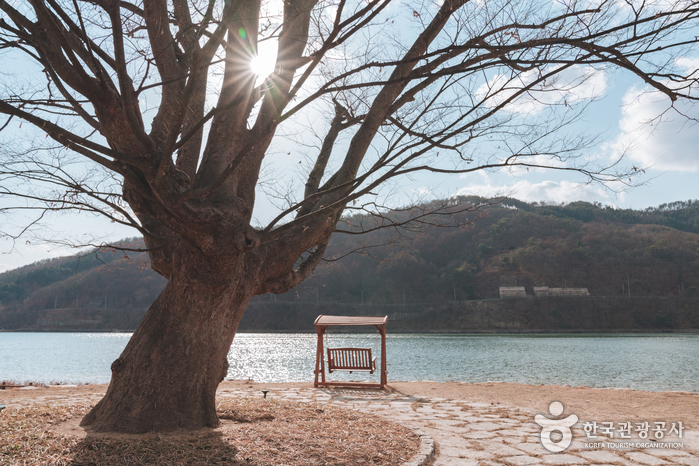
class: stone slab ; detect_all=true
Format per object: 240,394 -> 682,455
465,431 -> 497,439
625,452 -> 671,465
469,421 -> 507,431
650,449 -> 693,458
541,453 -> 588,464
578,450 -> 627,463
488,444 -> 529,457
502,455 -> 544,465
671,458 -> 699,466
514,442 -> 549,455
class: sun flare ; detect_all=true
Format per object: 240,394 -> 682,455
250,41 -> 278,78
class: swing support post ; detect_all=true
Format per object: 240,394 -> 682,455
313,315 -> 388,389
315,324 -> 328,386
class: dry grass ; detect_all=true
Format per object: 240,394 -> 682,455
0,398 -> 419,465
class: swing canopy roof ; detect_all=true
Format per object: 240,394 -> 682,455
314,315 -> 388,327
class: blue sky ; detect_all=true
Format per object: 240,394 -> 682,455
1,4 -> 698,273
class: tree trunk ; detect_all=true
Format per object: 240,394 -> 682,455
81,243 -> 253,433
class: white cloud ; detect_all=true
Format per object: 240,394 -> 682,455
0,240 -> 72,273
675,56 -> 699,72
476,65 -> 607,115
608,81 -> 699,172
411,186 -> 432,197
455,179 -> 612,204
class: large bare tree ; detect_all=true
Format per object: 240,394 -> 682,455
1,0 -> 697,432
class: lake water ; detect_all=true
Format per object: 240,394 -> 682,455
1,332 -> 697,392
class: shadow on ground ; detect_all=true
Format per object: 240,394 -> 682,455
67,432 -> 247,466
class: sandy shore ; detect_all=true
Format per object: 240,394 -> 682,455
392,381 -> 699,427
223,381 -> 699,426
2,380 -> 696,429
2,381 -> 698,465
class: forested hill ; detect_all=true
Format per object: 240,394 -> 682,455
289,198 -> 699,304
1,199 -> 699,331
0,238 -> 166,329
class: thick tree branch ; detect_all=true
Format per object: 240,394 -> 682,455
255,242 -> 329,294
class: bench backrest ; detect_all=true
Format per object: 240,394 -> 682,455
327,347 -> 374,371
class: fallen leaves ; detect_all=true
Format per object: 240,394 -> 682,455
0,397 -> 418,465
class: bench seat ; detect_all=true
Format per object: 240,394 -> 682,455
327,347 -> 376,374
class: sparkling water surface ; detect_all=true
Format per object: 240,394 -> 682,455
1,332 -> 697,392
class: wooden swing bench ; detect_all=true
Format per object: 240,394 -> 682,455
314,315 -> 388,389
327,347 -> 376,374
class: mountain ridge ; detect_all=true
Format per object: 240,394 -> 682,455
1,198 -> 698,331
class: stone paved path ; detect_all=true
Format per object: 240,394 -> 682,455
217,386 -> 699,466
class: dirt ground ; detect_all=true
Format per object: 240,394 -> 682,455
390,381 -> 699,428
3,380 -> 695,429
0,382 -> 420,466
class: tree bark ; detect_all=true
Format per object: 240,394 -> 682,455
81,242 -> 254,433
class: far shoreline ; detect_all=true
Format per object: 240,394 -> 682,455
2,379 -> 698,396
